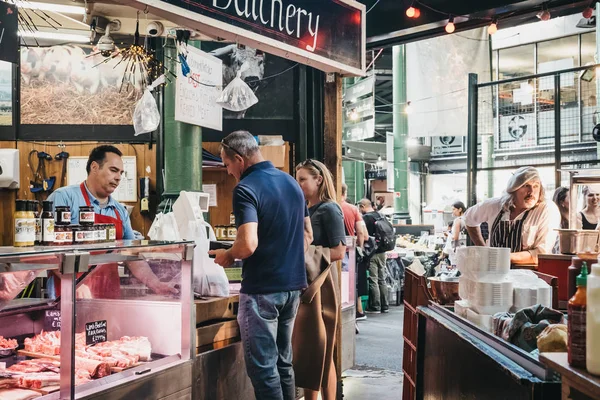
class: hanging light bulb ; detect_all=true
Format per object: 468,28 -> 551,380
537,9 -> 551,21
347,148 -> 352,154
406,6 -> 420,18
378,155 -> 382,162
583,6 -> 594,19
488,20 -> 498,35
445,16 -> 455,34
404,101 -> 413,114
349,108 -> 359,121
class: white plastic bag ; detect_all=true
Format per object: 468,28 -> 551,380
147,200 -> 182,241
190,220 -> 230,297
216,71 -> 258,112
133,75 -> 165,136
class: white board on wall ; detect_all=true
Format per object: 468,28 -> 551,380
67,156 -> 137,202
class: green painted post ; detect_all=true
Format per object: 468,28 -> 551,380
392,45 -> 411,222
355,161 -> 365,202
162,42 -> 203,201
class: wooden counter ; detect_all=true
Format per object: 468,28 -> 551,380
540,352 -> 600,400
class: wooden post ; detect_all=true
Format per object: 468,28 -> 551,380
323,73 -> 343,201
323,72 -> 343,382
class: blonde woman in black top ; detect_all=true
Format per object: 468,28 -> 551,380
295,159 -> 346,400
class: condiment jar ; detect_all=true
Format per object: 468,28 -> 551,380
54,225 -> 73,246
14,200 -> 35,247
79,206 -> 95,226
41,200 -> 55,246
227,226 -> 237,240
96,224 -> 107,243
55,206 -> 71,225
229,212 -> 236,225
107,224 -> 117,241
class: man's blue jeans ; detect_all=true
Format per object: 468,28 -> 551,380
238,290 -> 301,400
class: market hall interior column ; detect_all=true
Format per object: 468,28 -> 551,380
392,45 -> 411,223
323,71 -> 343,381
163,42 -> 203,200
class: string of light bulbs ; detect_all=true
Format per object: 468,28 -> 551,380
401,0 -> 596,37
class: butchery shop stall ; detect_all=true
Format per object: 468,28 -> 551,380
0,240 -> 195,400
105,1 -> 366,399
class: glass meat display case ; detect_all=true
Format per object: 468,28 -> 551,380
0,240 -> 194,400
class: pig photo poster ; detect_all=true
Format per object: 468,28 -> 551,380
20,44 -> 140,125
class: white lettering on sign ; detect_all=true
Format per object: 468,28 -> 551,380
213,0 -> 320,52
175,47 -> 223,130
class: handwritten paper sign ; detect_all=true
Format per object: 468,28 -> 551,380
175,47 -> 223,131
85,320 -> 107,345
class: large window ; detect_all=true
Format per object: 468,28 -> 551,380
498,44 -> 535,115
494,32 -> 596,145
0,61 -> 11,126
581,32 -> 596,65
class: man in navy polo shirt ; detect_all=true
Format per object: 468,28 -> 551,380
210,130 -> 311,400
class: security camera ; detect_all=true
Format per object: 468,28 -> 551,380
97,22 -> 117,57
146,21 -> 164,37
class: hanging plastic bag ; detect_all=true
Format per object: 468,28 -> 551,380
133,75 -> 165,136
189,220 -> 230,297
216,70 -> 258,112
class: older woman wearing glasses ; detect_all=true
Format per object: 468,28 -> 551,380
294,159 -> 346,400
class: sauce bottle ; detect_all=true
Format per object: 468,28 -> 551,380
587,263 -> 600,375
31,200 -> 41,245
14,200 -> 35,247
41,201 -> 55,246
569,262 -> 588,368
568,256 -> 584,300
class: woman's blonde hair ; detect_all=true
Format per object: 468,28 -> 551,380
296,159 -> 337,203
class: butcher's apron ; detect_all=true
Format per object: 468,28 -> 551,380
53,183 -> 123,299
489,208 -> 533,253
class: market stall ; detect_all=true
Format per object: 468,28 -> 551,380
0,240 -> 194,399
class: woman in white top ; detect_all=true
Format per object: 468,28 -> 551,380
464,166 -> 561,266
444,201 -> 467,265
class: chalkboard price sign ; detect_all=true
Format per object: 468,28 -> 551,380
85,320 -> 107,345
44,310 -> 61,332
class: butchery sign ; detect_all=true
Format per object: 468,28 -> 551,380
0,2 -> 18,64
116,0 -> 365,76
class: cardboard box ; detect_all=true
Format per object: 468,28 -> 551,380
259,145 -> 285,168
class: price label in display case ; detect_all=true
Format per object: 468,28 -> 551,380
85,320 -> 107,345
44,310 -> 61,332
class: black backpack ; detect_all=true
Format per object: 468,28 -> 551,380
371,212 -> 396,252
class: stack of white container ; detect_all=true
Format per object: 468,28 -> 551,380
455,246 -> 552,332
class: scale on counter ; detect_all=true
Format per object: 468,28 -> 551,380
173,191 -> 211,239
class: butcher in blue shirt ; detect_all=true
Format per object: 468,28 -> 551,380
47,145 -> 174,299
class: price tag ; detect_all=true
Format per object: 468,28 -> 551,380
44,310 -> 61,332
85,320 -> 107,345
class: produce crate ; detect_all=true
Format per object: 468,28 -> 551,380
196,320 -> 240,353
195,295 -> 239,325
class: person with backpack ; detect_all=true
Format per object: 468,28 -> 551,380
358,199 -> 396,313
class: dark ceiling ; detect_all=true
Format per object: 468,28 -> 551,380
361,0 -> 593,48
